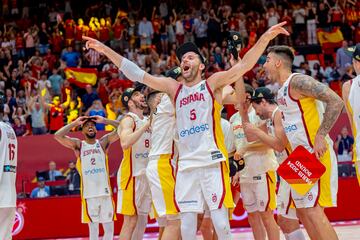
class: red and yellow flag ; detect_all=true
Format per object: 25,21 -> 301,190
317,27 -> 344,50
64,68 -> 98,88
277,146 -> 326,196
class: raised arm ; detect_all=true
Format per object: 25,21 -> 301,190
90,116 -> 121,149
118,115 -> 151,150
208,22 -> 289,90
54,117 -> 86,150
290,74 -> 344,158
82,36 -> 179,97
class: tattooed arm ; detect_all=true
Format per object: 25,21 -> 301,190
290,74 -> 344,158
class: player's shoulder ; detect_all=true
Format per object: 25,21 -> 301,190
229,112 -> 239,123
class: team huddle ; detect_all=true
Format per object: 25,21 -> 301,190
1,21 -> 360,240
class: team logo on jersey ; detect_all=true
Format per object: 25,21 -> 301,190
96,143 -> 100,148
277,97 -> 287,107
283,86 -> 288,96
308,192 -> 313,201
3,165 -> 16,173
200,84 -> 205,91
84,167 -> 106,175
12,203 -> 26,236
212,193 -> 217,203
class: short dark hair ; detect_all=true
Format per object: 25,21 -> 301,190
267,45 -> 294,66
146,91 -> 161,106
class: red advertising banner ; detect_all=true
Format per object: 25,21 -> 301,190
277,146 -> 326,196
11,177 -> 360,239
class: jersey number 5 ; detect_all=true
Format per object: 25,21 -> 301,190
190,109 -> 197,121
8,144 -> 15,161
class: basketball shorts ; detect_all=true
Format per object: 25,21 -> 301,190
146,154 -> 179,217
84,196 -> 114,223
0,207 -> 16,240
277,177 -> 298,220
175,162 -> 234,213
240,171 -> 277,213
117,173 -> 152,216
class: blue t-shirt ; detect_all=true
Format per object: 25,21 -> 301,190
61,52 -> 80,67
48,74 -> 63,95
89,110 -> 106,130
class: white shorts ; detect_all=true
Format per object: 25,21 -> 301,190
277,178 -> 298,220
117,174 -> 152,216
175,162 -> 232,213
84,196 -> 114,223
146,155 -> 179,217
240,171 -> 277,213
0,207 -> 15,240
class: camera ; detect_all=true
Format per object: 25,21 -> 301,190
227,31 -> 244,60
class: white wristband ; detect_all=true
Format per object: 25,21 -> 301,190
119,58 -> 145,83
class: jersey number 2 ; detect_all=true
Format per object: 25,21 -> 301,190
90,158 -> 96,165
8,144 -> 15,161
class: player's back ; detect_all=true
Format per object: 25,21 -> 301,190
0,122 -> 18,208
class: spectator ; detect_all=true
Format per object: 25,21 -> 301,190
30,177 -> 51,198
27,95 -> 47,135
48,161 -> 63,181
175,13 -> 185,45
12,106 -> 28,125
305,1 -> 317,44
85,48 -> 104,68
82,84 -> 99,111
48,68 -> 63,96
292,3 -> 306,42
193,15 -> 208,48
138,16 -> 154,49
12,116 -> 29,136
336,40 -> 353,76
342,64 -> 356,82
335,127 -> 354,162
61,46 -> 81,67
38,22 -> 50,55
85,99 -> 106,130
317,2 -> 329,29
66,161 -> 80,195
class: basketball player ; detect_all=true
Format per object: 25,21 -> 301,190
342,43 -> 360,185
54,116 -> 119,240
244,87 -> 306,240
83,22 -> 289,239
144,67 -> 184,240
117,87 -> 152,240
258,45 -> 343,240
0,95 -> 18,240
230,84 -> 279,240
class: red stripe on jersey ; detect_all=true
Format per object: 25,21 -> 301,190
205,81 -> 219,147
133,178 -> 138,215
265,173 -> 271,211
218,162 -> 226,209
313,179 -> 320,207
174,84 -> 183,103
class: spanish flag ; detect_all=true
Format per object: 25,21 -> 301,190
317,27 -> 344,51
64,68 -> 98,88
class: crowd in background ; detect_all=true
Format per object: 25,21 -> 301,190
0,0 -> 359,187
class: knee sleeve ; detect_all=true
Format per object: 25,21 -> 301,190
131,214 -> 148,240
180,212 -> 198,240
102,222 -> 114,240
88,223 -> 99,240
210,206 -> 231,240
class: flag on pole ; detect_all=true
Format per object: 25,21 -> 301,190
64,68 -> 98,88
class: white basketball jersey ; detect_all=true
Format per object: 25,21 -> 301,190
0,122 -> 18,208
229,108 -> 278,179
277,73 -> 334,152
149,94 -> 175,158
267,107 -> 289,164
221,118 -> 235,154
78,140 -> 111,199
175,80 -> 227,171
348,75 -> 360,161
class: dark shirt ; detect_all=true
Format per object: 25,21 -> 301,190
82,92 -> 99,110
338,136 -> 354,155
67,169 -> 80,191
